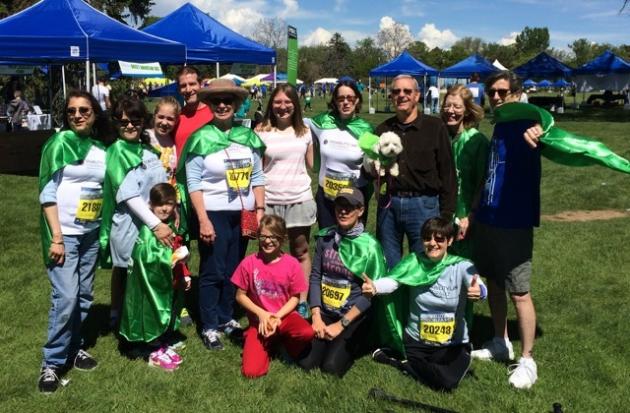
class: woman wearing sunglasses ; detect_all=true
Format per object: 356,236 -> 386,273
440,84 -> 489,258
305,80 -> 374,229
177,79 -> 265,351
364,217 -> 486,391
100,99 -> 172,330
38,91 -> 112,393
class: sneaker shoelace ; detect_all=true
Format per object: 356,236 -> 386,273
76,349 -> 93,361
40,367 -> 59,383
204,330 -> 219,342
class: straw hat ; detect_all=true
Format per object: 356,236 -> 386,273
198,78 -> 248,108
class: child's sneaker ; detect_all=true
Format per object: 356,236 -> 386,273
148,349 -> 178,372
201,329 -> 224,350
219,319 -> 243,338
179,308 -> 193,327
471,337 -> 514,362
162,347 -> 183,365
508,357 -> 538,389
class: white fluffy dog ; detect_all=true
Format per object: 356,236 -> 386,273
363,131 -> 404,177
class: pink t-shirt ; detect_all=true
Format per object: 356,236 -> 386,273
231,253 -> 307,319
258,127 -> 313,205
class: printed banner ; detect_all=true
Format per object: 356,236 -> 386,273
287,25 -> 298,86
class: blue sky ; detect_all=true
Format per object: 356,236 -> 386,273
151,0 -> 630,50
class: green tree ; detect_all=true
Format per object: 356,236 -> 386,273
351,38 -> 386,79
407,41 -> 430,62
139,15 -> 160,29
514,26 -> 550,58
451,37 -> 486,55
484,42 -> 518,68
323,33 -> 352,77
569,38 -> 596,67
298,45 -> 327,83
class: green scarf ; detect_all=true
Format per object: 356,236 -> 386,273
316,226 -> 387,280
310,112 -> 374,172
118,224 -> 181,342
38,130 -> 105,266
175,124 -> 265,239
99,139 -> 160,267
494,103 -> 630,174
373,253 -> 465,356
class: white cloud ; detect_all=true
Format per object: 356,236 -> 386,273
499,31 -> 519,46
400,0 -> 425,17
302,27 -> 333,46
379,16 -> 396,30
417,23 -> 458,49
334,0 -> 346,12
279,0 -> 299,18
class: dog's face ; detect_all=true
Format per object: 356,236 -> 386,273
378,132 -> 403,157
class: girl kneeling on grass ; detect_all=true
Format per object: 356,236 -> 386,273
230,215 -> 314,378
363,217 -> 486,391
119,183 -> 190,371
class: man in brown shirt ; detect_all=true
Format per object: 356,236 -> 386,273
375,74 -> 457,269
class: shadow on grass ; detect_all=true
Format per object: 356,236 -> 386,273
469,314 -> 544,352
82,303 -> 112,349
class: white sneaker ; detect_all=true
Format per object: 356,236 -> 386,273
508,357 -> 538,389
471,337 -> 515,361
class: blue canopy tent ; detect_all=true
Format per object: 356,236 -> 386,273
573,50 -> 630,92
440,54 -> 498,79
143,2 -> 275,78
513,52 -> 573,79
338,75 -> 356,83
0,0 -> 185,92
523,79 -> 537,88
537,79 -> 552,88
552,79 -> 571,88
368,50 -> 438,111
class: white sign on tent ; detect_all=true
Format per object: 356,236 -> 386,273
118,61 -> 163,77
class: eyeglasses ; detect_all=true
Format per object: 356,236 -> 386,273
116,118 -> 144,127
443,104 -> 464,111
391,88 -> 415,96
488,88 -> 511,99
258,234 -> 281,243
209,97 -> 234,106
66,107 -> 92,117
422,234 -> 448,243
335,95 -> 357,104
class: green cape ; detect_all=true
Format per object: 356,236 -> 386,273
494,102 -> 630,174
38,130 -> 105,266
373,253 -> 465,356
118,224 -> 182,342
99,139 -> 160,268
316,226 -> 386,280
175,123 -> 265,239
310,112 -> 374,172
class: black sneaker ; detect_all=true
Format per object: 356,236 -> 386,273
38,367 -> 60,394
218,319 -> 243,338
201,329 -> 224,350
74,350 -> 98,371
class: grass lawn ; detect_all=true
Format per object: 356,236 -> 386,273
1,95 -> 629,412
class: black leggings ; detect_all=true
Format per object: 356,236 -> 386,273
404,334 -> 472,391
298,312 -> 368,377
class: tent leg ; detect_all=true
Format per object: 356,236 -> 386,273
368,77 -> 372,111
86,60 -> 91,92
93,63 -> 97,90
216,62 -> 220,78
273,65 -> 277,89
62,65 -> 67,100
48,65 -> 53,115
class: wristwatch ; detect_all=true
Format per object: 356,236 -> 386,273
340,316 -> 351,328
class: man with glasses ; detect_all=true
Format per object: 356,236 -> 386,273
174,66 -> 213,155
471,71 -> 542,389
375,74 -> 457,270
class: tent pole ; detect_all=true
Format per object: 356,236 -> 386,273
86,60 -> 91,92
48,65 -> 53,116
368,77 -> 372,111
216,62 -> 220,78
273,65 -> 277,89
93,63 -> 97,89
62,65 -> 67,100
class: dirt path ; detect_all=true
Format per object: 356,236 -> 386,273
541,209 -> 630,222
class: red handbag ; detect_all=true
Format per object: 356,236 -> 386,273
224,149 -> 258,239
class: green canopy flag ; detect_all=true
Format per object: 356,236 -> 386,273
494,102 -> 630,174
373,253 -> 465,356
38,130 -> 105,266
310,112 -> 374,172
175,124 -> 265,237
99,139 -> 160,267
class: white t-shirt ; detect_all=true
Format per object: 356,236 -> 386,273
91,83 -> 110,111
51,145 -> 106,235
200,143 -> 257,211
428,86 -> 439,99
258,127 -> 313,205
305,118 -> 364,200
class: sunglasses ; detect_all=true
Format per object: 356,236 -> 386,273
66,107 -> 92,117
258,234 -> 281,242
116,118 -> 144,127
209,97 -> 234,106
488,88 -> 511,99
335,95 -> 357,104
422,234 -> 448,243
391,88 -> 415,96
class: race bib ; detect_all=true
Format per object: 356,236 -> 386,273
323,170 -> 352,199
75,187 -> 103,223
321,278 -> 351,310
419,312 -> 455,345
225,159 -> 252,192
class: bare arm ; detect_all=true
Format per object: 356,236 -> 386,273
305,142 -> 314,171
42,203 -> 65,265
189,191 -> 215,243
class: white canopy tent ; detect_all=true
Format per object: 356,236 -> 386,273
493,59 -> 508,71
314,77 -> 338,84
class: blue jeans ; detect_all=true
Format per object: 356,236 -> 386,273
377,195 -> 440,270
197,210 -> 248,331
42,228 -> 99,368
